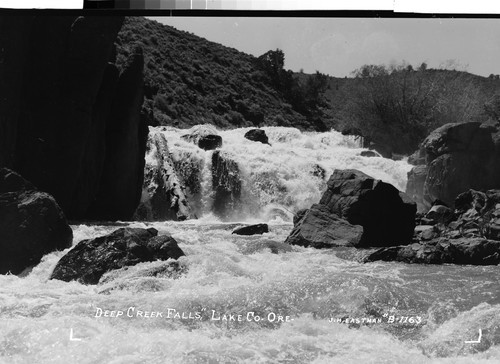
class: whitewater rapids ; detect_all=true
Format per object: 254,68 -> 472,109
1,127 -> 499,363
156,125 -> 412,220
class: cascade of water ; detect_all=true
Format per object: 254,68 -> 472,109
146,125 -> 413,221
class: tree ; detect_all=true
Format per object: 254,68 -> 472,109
258,49 -> 329,119
344,62 -> 486,153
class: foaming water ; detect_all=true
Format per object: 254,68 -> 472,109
159,126 -> 412,219
2,222 -> 499,363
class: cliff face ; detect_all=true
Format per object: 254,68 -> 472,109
0,15 -> 146,220
406,121 -> 500,211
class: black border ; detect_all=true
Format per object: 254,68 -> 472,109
1,8 -> 500,18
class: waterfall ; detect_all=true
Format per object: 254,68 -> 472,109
138,125 -> 413,222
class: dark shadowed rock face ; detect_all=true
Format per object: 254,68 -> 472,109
319,169 -> 416,246
50,227 -> 185,284
0,16 -> 147,221
244,129 -> 270,145
232,224 -> 269,235
285,204 -> 363,248
406,121 -> 500,210
88,45 -> 147,220
0,167 -> 35,193
0,168 -> 72,274
364,238 -> 500,265
212,150 -> 241,219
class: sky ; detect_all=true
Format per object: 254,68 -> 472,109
151,17 -> 500,78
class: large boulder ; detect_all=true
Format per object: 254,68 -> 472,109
0,168 -> 72,274
319,169 -> 416,246
285,204 -> 363,248
0,16 -> 147,221
50,227 -> 185,284
134,130 -> 193,221
364,238 -> 500,265
406,122 -> 500,210
244,129 -> 270,145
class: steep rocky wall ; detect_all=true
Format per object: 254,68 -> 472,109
0,15 -> 146,220
406,121 -> 500,211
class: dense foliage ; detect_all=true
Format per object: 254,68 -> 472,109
116,17 -> 330,130
328,63 -> 500,154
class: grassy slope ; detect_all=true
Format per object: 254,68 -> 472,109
116,17 -> 312,130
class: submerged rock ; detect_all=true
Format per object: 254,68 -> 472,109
50,227 -> 185,284
232,223 -> 269,235
364,238 -> 500,265
98,260 -> 187,292
285,204 -> 363,248
244,129 -> 270,145
238,240 -> 293,255
0,168 -> 72,275
360,150 -> 379,158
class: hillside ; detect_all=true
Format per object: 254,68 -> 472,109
117,17 -> 500,154
323,67 -> 500,153
116,17 -> 329,131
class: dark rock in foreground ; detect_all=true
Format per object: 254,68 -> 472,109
244,129 -> 270,145
285,204 -> 363,248
0,16 -> 147,221
319,169 -> 416,246
232,223 -> 269,235
364,238 -> 500,265
50,227 -> 185,284
0,168 -> 72,274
